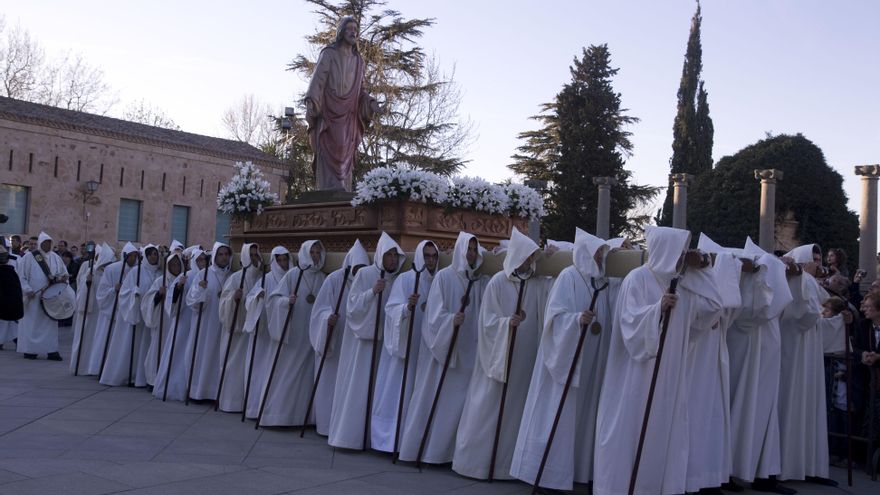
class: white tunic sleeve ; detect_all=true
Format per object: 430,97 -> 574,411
346,268 -> 382,341
383,272 -> 414,358
477,275 -> 516,383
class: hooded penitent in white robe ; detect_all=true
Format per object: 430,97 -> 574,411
153,249 -> 204,402
511,230 -> 621,490
142,252 -> 185,387
683,234 -> 742,492
185,242 -> 232,400
398,232 -> 488,464
86,243 -> 137,375
307,241 -> 369,434
370,240 -> 439,452
725,237 -> 791,482
70,245 -> 109,374
15,232 -> 68,355
454,229 -> 549,480
242,246 -> 291,419
777,244 -> 835,480
593,226 -> 724,495
329,233 -> 406,449
216,243 -> 263,412
100,245 -> 161,387
258,241 -> 327,426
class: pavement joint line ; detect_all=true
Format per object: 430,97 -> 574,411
0,379 -> 108,441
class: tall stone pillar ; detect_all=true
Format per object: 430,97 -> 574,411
593,177 -> 618,239
754,169 -> 783,253
855,164 -> 880,291
670,173 -> 694,230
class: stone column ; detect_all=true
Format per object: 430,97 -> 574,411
670,173 -> 694,230
754,169 -> 783,253
593,177 -> 618,239
855,164 -> 880,291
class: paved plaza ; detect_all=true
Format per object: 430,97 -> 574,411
0,329 -> 873,495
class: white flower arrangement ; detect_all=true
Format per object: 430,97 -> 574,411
351,166 -> 449,206
217,161 -> 279,219
350,166 -> 545,220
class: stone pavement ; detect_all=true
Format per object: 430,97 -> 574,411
0,329 -> 875,495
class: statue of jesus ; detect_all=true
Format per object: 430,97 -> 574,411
304,16 -> 380,192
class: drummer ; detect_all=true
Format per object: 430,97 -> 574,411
15,231 -> 69,360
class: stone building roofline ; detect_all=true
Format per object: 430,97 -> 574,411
0,96 -> 285,170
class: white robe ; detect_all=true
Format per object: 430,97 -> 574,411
216,266 -> 262,412
511,269 -> 620,489
70,260 -> 101,374
153,270 -> 196,402
86,261 -> 129,375
453,272 -> 550,480
259,266 -> 326,426
594,266 -> 723,495
397,269 -> 487,463
329,264 -> 400,448
308,267 -> 354,435
370,267 -> 435,452
100,261 -> 158,387
243,268 -> 285,419
184,264 -> 229,400
15,249 -> 67,355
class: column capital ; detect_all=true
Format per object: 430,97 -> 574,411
754,169 -> 783,183
670,173 -> 694,185
592,176 -> 618,187
854,164 -> 880,177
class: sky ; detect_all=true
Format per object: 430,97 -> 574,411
4,0 -> 880,222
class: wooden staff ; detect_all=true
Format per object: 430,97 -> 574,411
392,266 -> 423,461
214,264 -> 249,411
362,269 -> 387,451
415,272 -> 479,468
128,255 -> 143,387
254,266 -> 306,429
531,279 -> 604,493
242,263 -> 269,422
157,253 -> 166,378
98,255 -> 129,378
185,258 -> 212,405
488,276 -> 527,482
163,255 -> 188,402
74,253 -> 95,376
628,277 -> 679,495
300,266 -> 351,436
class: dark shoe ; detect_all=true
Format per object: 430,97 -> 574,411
752,478 -> 796,495
804,476 -> 837,487
698,488 -> 723,495
721,481 -> 744,492
0,344 -> 4,350
47,352 -> 62,361
23,353 -> 37,360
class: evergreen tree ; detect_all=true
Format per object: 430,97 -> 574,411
689,134 -> 858,270
659,2 -> 714,226
288,0 -> 473,181
510,45 -> 657,240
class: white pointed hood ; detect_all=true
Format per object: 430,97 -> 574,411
343,239 -> 370,270
502,228 -> 539,279
141,244 -> 160,269
269,246 -> 290,280
573,227 -> 609,280
210,241 -> 231,272
373,232 -> 405,274
297,240 -> 325,272
413,240 -> 439,274
644,226 -> 691,281
240,242 -> 260,269
96,243 -> 116,268
785,244 -> 818,264
169,240 -> 184,253
37,231 -> 53,254
187,248 -> 207,272
697,233 -> 727,254
743,236 -> 765,258
165,252 -> 185,277
451,231 -> 483,277
121,242 -> 138,258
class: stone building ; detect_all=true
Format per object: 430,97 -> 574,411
0,96 -> 286,250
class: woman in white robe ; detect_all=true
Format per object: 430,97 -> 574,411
593,226 -> 724,495
70,244 -> 106,374
329,233 -> 405,449
511,230 -> 621,490
86,243 -> 137,375
142,252 -> 185,387
100,245 -> 160,387
185,242 -> 232,400
307,241 -> 369,435
259,240 -> 327,426
454,228 -> 549,480
153,249 -> 206,401
15,231 -> 68,359
398,232 -> 487,464
242,246 -> 290,419
371,240 -> 439,452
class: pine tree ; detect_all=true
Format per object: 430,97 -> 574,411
287,0 -> 473,181
659,2 -> 714,226
510,45 -> 657,240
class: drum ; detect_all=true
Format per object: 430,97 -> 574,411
41,283 -> 76,321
